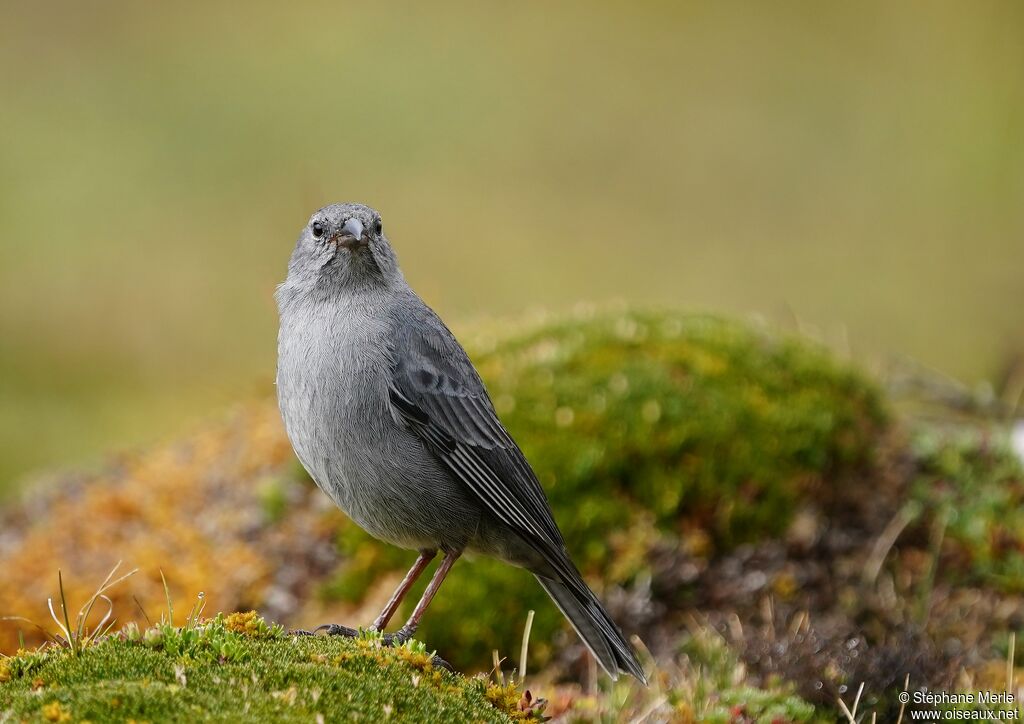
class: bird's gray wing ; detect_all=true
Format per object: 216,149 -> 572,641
386,302 -> 567,556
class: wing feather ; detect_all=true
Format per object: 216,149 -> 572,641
387,301 -> 567,554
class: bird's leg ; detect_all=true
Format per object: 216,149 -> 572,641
371,548 -> 436,632
385,550 -> 461,645
293,549 -> 437,638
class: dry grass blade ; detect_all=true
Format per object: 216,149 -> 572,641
863,506 -> 917,585
132,595 -> 153,628
837,694 -> 855,723
492,649 -> 505,686
837,681 -> 865,723
896,673 -> 910,724
160,569 -> 174,626
47,592 -> 72,649
90,595 -> 116,640
630,634 -> 656,688
56,570 -> 74,652
518,609 -> 534,682
0,616 -> 60,646
76,562 -> 137,646
40,563 -> 138,655
1007,633 -> 1016,695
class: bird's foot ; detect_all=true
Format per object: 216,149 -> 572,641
289,623 -> 360,638
380,625 -> 415,647
289,623 -> 453,671
318,623 -> 361,637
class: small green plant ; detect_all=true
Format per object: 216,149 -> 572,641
134,615 -> 254,663
0,648 -> 46,683
479,611 -> 549,722
356,626 -> 385,644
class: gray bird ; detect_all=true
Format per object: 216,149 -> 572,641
276,202 -> 645,682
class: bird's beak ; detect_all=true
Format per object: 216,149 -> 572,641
340,218 -> 365,246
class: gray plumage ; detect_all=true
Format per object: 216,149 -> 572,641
276,202 -> 645,682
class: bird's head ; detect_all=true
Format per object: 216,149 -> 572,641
282,202 -> 401,294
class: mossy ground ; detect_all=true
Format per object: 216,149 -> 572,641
0,614 -> 533,723
0,612 -> 829,724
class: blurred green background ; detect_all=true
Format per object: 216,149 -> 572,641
0,1 -> 1022,489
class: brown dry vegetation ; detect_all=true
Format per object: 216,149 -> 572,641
0,402 -> 337,653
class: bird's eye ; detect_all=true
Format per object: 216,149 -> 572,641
374,219 -> 383,235
311,221 -> 325,238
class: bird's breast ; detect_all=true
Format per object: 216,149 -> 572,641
276,299 -> 394,488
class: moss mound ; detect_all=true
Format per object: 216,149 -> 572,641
0,614 -> 531,723
329,309 -> 889,671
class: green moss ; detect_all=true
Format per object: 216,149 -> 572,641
0,616 -> 526,723
326,309 -> 889,672
910,427 -> 1024,592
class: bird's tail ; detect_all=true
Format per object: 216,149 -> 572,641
535,574 -> 647,684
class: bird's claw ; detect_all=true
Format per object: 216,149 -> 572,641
290,623 -> 360,637
427,653 -> 455,672
289,623 -> 453,671
318,623 -> 360,637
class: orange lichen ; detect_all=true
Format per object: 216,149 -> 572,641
0,402 -> 340,654
223,611 -> 279,638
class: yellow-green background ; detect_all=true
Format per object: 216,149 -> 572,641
1,1 -> 1022,488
